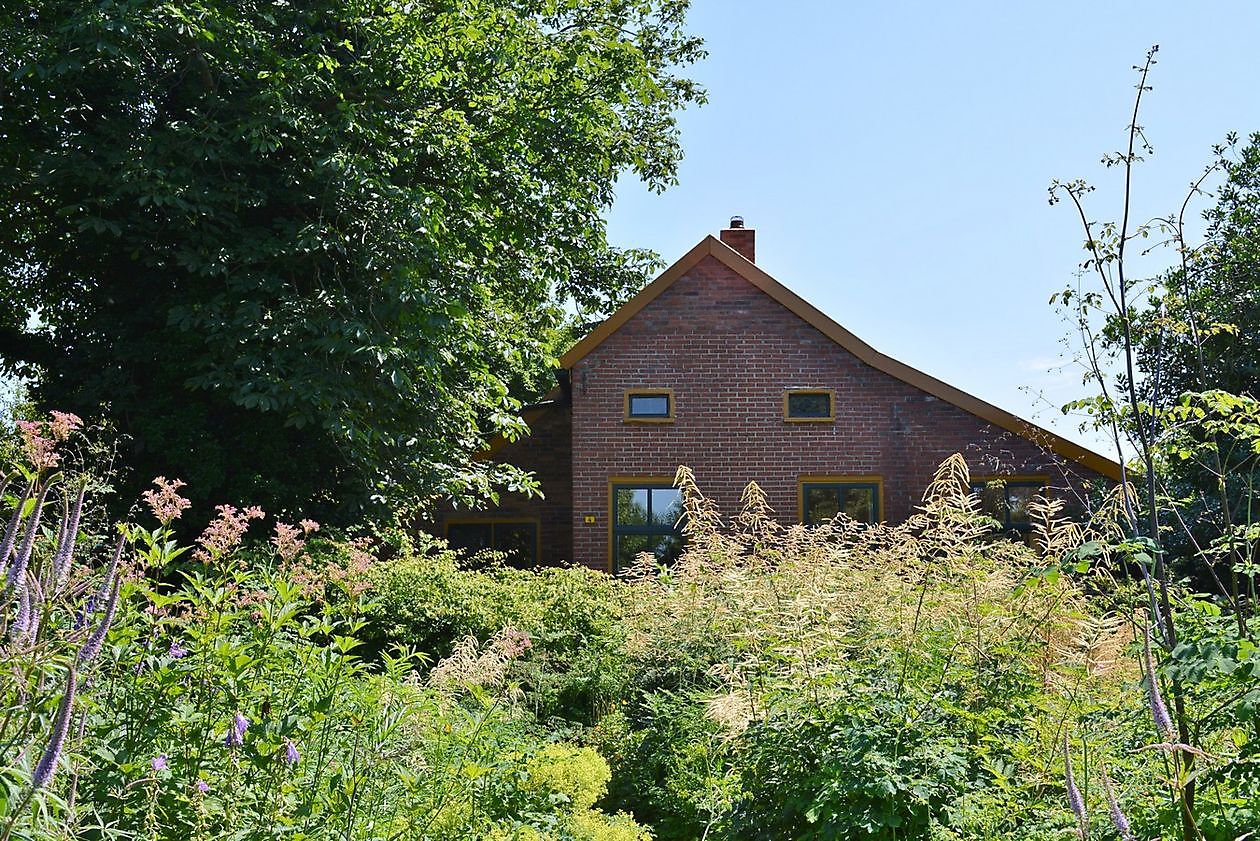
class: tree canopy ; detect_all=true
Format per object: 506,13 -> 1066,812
0,0 -> 702,519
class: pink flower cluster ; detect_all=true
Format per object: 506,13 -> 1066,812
194,504 -> 265,562
142,477 -> 192,526
272,519 -> 320,563
16,411 -> 83,471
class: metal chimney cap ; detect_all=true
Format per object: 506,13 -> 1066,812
728,215 -> 745,229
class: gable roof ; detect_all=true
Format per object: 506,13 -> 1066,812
561,235 -> 1123,482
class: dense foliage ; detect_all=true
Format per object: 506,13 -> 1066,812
364,462 -> 1260,840
0,417 -> 650,840
0,1 -> 702,519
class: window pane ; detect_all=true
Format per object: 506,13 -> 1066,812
805,487 -> 842,523
842,487 -> 874,522
651,488 -> 683,527
1007,485 -> 1037,526
494,523 -> 537,567
629,394 -> 669,417
616,488 -> 650,525
447,523 -> 492,553
616,534 -> 683,572
788,392 -> 831,418
974,482 -> 1007,521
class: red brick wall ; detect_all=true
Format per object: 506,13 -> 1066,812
568,254 -> 1105,571
435,402 -> 572,566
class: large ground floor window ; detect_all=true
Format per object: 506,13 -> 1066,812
800,478 -> 882,524
446,520 -> 539,567
611,482 -> 684,573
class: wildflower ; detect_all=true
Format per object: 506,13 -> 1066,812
168,638 -> 190,659
0,480 -> 32,575
9,582 -> 31,644
73,595 -> 97,631
151,754 -> 168,772
195,779 -> 210,794
17,420 -> 59,470
1100,765 -> 1135,841
33,665 -> 77,789
1063,733 -> 1086,839
50,485 -> 86,597
97,532 -> 125,604
194,504 -> 265,562
299,519 -> 320,534
1142,623 -> 1176,740
284,740 -> 300,765
500,627 -> 533,659
79,576 -> 121,664
8,482 -> 53,592
272,522 -> 305,563
225,711 -> 249,747
142,477 -> 191,526
48,411 -> 82,441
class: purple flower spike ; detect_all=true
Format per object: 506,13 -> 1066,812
96,532 -> 125,604
10,582 -> 30,644
195,779 -> 210,794
225,711 -> 249,747
8,482 -> 52,591
168,638 -> 190,659
151,754 -> 168,772
284,740 -> 300,765
78,576 -> 120,664
1100,765 -> 1135,841
1063,733 -> 1087,839
33,664 -> 78,789
1143,623 -> 1176,740
0,480 -> 33,576
50,485 -> 86,597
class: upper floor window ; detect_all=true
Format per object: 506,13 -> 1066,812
800,478 -> 881,524
970,478 -> 1047,531
784,389 -> 834,422
612,482 -> 684,572
625,389 -> 674,422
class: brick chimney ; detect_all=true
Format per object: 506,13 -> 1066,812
720,215 -> 755,263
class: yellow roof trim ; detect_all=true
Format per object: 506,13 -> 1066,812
560,235 -> 1123,482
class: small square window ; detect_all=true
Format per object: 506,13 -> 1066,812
785,389 -> 834,422
625,389 -> 673,422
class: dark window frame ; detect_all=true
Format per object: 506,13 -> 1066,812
624,389 -> 675,423
610,481 -> 685,573
799,479 -> 882,524
969,477 -> 1048,531
784,388 -> 836,422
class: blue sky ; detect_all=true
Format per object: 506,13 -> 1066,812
606,1 -> 1260,454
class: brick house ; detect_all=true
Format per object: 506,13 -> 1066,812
438,220 -> 1122,572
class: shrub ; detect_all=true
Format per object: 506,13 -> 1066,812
0,419 -> 649,840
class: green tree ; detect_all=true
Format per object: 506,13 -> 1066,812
1112,132 -> 1260,592
0,0 -> 702,520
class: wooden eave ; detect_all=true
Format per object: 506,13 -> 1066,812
559,235 -> 1124,482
